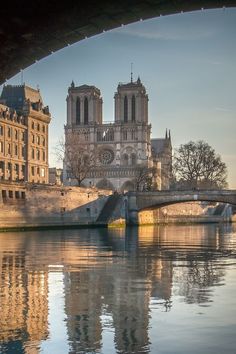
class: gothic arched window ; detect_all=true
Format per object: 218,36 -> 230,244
84,97 -> 88,124
131,95 -> 135,122
76,97 -> 81,125
131,153 -> 136,165
124,96 -> 128,123
122,154 -> 128,166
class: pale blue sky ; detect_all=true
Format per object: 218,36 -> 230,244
1,8 -> 236,187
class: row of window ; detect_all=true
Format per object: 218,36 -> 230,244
96,129 -> 136,141
124,95 -> 136,122
31,166 -> 45,177
31,148 -> 46,161
0,141 -> 25,158
74,95 -> 136,124
31,121 -> 46,133
0,142 -> 46,161
70,129 -> 137,143
0,125 -> 25,141
1,125 -> 47,139
32,134 -> 46,146
1,190 -> 26,199
0,161 -> 46,180
76,97 -> 89,125
97,129 -> 114,142
0,162 -> 25,179
122,153 -> 137,166
122,130 -> 136,141
0,110 -> 26,125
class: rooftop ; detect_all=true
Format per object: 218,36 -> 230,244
0,84 -> 43,111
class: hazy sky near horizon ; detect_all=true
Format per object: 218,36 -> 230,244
1,8 -> 236,187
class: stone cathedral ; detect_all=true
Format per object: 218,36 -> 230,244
63,77 -> 172,191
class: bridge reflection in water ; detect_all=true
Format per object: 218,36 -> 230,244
0,224 -> 236,354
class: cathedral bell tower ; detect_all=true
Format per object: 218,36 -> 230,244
66,81 -> 103,126
114,77 -> 148,123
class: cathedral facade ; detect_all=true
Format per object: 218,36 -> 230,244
63,78 -> 172,191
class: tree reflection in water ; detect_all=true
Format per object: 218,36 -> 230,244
0,224 -> 235,354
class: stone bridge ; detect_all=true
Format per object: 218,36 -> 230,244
125,190 -> 236,224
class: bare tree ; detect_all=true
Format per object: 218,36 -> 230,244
55,134 -> 96,186
133,166 -> 157,191
173,140 -> 227,189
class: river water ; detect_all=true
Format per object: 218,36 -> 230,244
0,224 -> 236,354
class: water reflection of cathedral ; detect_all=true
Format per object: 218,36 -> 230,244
63,228 -> 174,354
0,225 -> 231,353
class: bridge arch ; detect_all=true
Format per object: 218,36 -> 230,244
125,190 -> 236,224
1,1 -> 236,84
134,191 -> 236,212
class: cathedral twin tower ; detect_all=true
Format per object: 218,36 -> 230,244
64,78 -> 171,191
66,77 -> 148,126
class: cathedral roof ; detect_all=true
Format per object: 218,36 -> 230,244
151,138 -> 172,156
78,84 -> 95,89
69,83 -> 101,95
116,78 -> 147,95
118,78 -> 144,89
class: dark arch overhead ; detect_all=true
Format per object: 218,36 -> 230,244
1,0 -> 236,85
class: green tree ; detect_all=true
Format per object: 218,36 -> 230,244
173,140 -> 227,189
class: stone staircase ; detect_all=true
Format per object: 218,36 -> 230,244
96,194 -> 121,224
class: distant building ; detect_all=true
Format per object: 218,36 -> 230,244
0,84 -> 51,183
49,167 -> 63,185
151,130 -> 172,190
63,78 -> 172,191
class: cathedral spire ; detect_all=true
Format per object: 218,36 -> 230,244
131,62 -> 133,83
71,80 -> 75,88
169,129 -> 171,141
165,128 -> 168,139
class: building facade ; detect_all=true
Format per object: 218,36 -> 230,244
49,167 -> 63,185
64,78 -> 172,191
0,85 -> 51,183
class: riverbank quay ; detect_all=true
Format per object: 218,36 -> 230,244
0,181 -> 111,231
0,182 -> 235,231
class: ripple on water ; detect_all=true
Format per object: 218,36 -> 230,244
0,224 -> 236,354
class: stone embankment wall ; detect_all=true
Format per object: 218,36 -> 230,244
0,182 -> 234,230
0,182 -> 111,230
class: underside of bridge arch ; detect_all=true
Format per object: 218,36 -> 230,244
138,197 -> 236,212
1,0 -> 236,84
139,199 -> 230,212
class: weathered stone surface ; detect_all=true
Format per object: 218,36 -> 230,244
130,190 -> 236,210
0,183 -> 111,229
126,190 -> 236,224
1,1 -> 236,84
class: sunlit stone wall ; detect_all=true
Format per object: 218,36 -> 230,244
138,202 -> 229,224
0,183 -> 111,228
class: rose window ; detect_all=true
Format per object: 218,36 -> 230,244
99,149 -> 114,165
